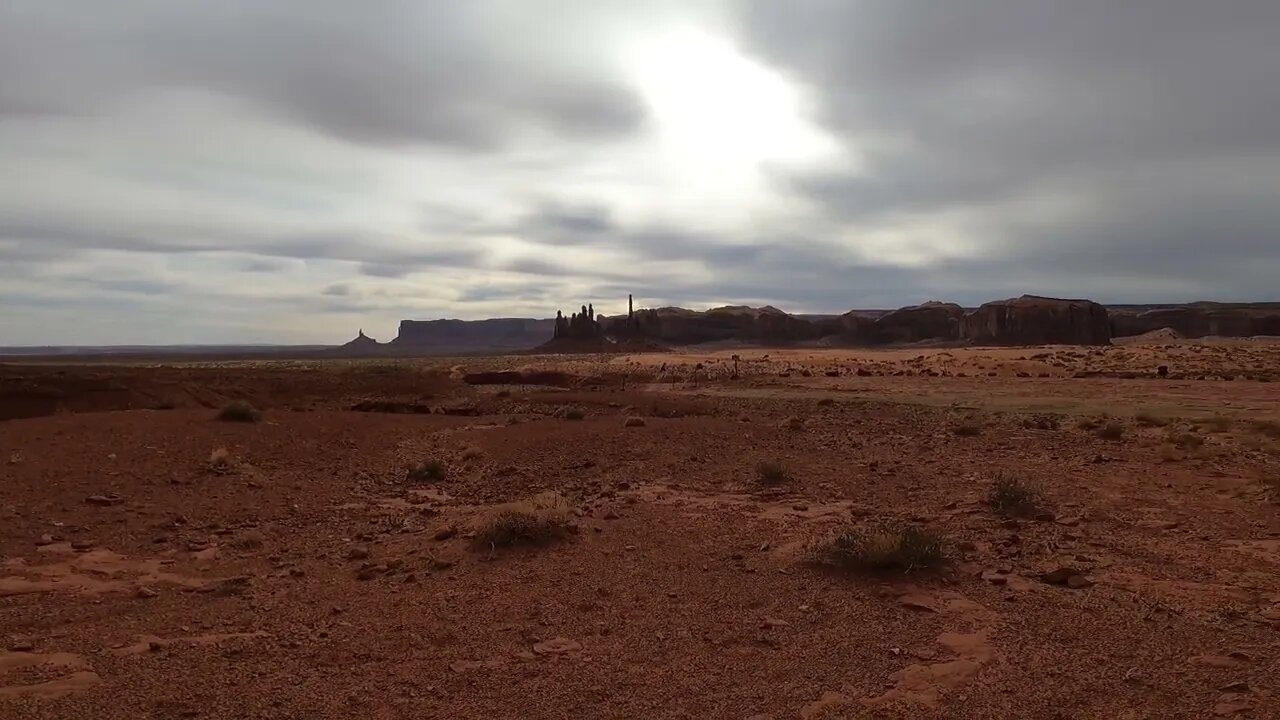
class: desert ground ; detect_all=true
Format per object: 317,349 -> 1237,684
2,340 -> 1280,719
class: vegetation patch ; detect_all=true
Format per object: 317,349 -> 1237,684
986,475 -> 1040,517
473,493 -> 573,550
755,461 -> 789,487
407,460 -> 448,483
814,522 -> 946,574
217,400 -> 261,423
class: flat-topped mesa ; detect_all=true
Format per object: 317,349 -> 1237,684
962,295 -> 1111,345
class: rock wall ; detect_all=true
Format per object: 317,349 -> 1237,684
1110,305 -> 1280,338
874,302 -> 965,344
963,296 -> 1111,346
392,318 -> 554,350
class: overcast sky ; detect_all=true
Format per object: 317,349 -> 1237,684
3,1 -> 1278,344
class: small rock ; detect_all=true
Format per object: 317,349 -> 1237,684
70,540 -> 94,551
624,416 -> 646,428
532,637 -> 582,655
1032,510 -> 1056,522
135,586 -> 158,599
432,527 -> 457,541
1218,681 -> 1250,693
35,534 -> 57,546
602,509 -> 620,520
779,416 -> 804,431
1066,574 -> 1095,589
346,546 -> 371,561
85,494 -> 120,506
8,640 -> 35,652
1040,567 -> 1078,585
1055,516 -> 1082,527
761,617 -> 790,628
355,567 -> 380,581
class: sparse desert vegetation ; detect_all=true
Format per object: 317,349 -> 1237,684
5,343 -> 1280,718
815,522 -> 946,574
216,400 -> 261,423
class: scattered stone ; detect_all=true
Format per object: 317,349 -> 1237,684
761,617 -> 791,628
532,637 -> 582,656
1066,574 -> 1095,589
433,527 -> 457,541
1138,519 -> 1180,530
8,640 -> 35,652
135,586 -> 159,599
779,416 -> 804,431
1189,654 -> 1249,669
1040,566 -> 1090,587
1055,516 -> 1082,527
1032,510 -> 1056,522
346,546 -> 371,561
85,494 -> 121,506
35,534 -> 58,546
624,416 -> 646,428
70,540 -> 94,551
1218,681 -> 1250,693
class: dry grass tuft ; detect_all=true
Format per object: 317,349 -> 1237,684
208,448 -> 234,474
1021,414 -> 1061,431
461,446 -> 484,462
1246,419 -> 1280,439
473,493 -> 573,550
755,461 -> 789,487
1096,421 -> 1125,441
814,522 -> 946,574
217,400 -> 261,423
986,475 -> 1039,517
407,460 -> 448,483
1134,412 -> 1168,428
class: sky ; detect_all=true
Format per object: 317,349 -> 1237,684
2,1 -> 1278,345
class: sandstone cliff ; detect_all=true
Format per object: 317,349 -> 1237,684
963,296 -> 1111,346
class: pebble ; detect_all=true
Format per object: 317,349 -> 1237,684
136,586 -> 159,599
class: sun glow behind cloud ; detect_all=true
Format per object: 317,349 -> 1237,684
624,28 -> 843,202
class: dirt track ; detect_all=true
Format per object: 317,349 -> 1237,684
2,343 -> 1280,718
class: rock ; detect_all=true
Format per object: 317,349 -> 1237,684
1055,516 -> 1082,527
1213,695 -> 1255,716
35,534 -> 58,546
1218,681 -> 1250,693
624,416 -> 646,427
135,586 -> 159,599
532,637 -> 582,655
70,540 -> 94,551
761,617 -> 790,628
346,546 -> 371,561
1032,510 -> 1057,522
433,527 -> 457,541
8,640 -> 35,652
780,416 -> 804,431
355,567 -> 381,581
85,494 -> 121,506
1040,566 -> 1081,586
1189,654 -> 1248,668
1138,519 -> 1180,530
1066,574 -> 1095,589
898,594 -> 940,612
962,295 -> 1111,345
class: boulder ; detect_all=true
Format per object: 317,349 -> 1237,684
963,296 -> 1110,346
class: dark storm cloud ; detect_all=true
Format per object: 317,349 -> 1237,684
739,0 -> 1280,299
0,1 -> 644,148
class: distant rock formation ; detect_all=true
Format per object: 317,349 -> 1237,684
1109,303 -> 1280,339
553,303 -> 604,341
874,302 -> 965,344
393,318 -> 554,351
604,303 -> 822,345
341,329 -> 382,352
963,296 -> 1111,345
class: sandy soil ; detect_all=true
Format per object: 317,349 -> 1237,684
2,341 -> 1280,718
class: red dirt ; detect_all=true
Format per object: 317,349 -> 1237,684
3,342 -> 1280,718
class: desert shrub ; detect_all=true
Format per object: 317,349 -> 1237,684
562,408 -> 585,421
1097,422 -> 1125,441
986,475 -> 1039,517
1076,416 -> 1104,431
815,523 -> 945,574
407,460 -> 448,483
217,400 -> 261,423
1021,414 -> 1061,431
1191,415 -> 1233,433
1166,430 -> 1204,451
461,446 -> 483,461
1247,419 -> 1280,439
1134,412 -> 1168,428
755,461 -> 789,486
953,422 -> 983,437
473,493 -> 572,549
208,447 -> 234,474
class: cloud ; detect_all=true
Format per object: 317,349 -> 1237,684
2,0 -> 1278,344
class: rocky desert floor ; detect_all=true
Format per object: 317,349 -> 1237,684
2,340 -> 1280,719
